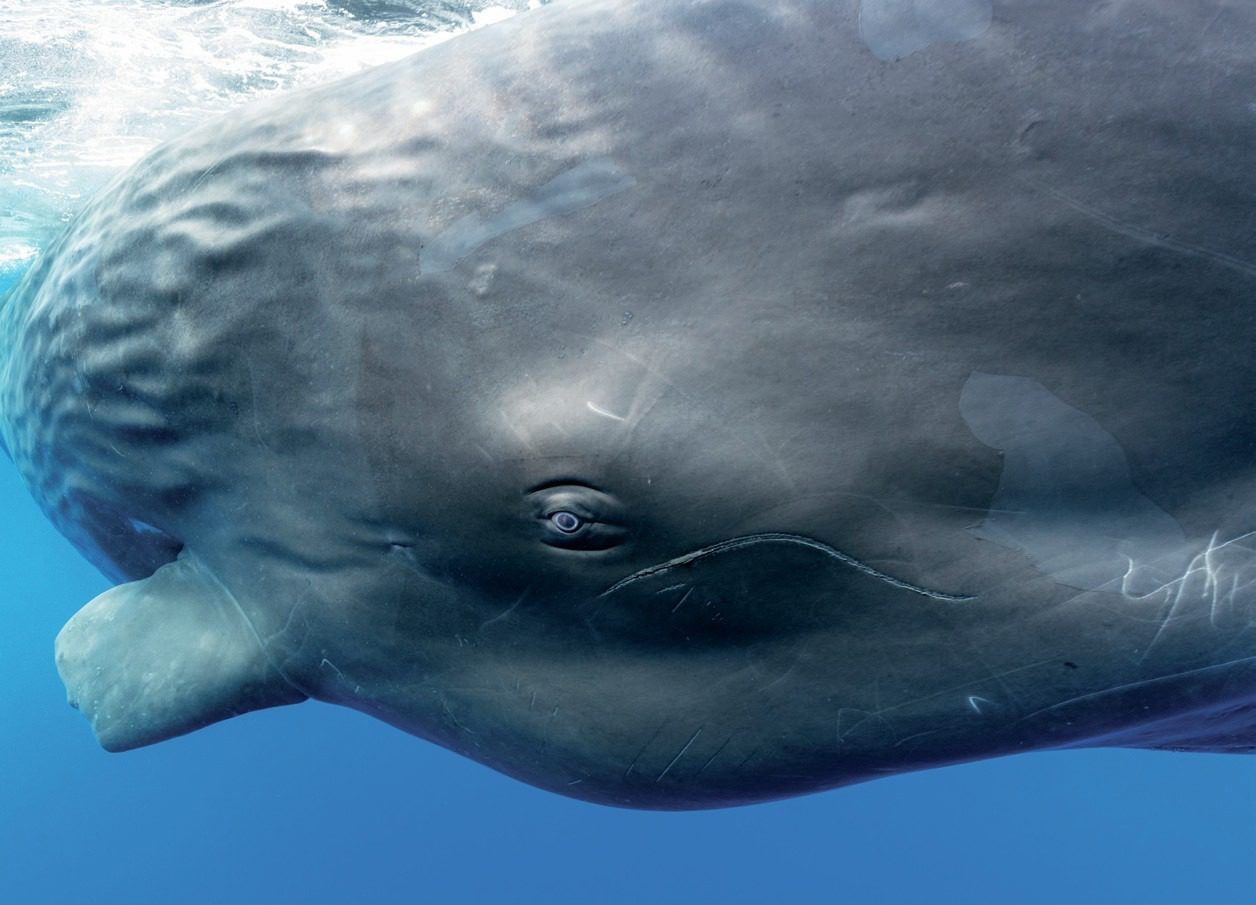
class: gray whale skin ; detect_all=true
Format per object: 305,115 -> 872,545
2,0 -> 1255,809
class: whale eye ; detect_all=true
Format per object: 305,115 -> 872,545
549,510 -> 583,534
528,481 -> 628,551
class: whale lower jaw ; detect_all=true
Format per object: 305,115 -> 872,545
55,551 -> 306,751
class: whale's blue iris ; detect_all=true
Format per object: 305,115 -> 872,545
550,511 -> 583,534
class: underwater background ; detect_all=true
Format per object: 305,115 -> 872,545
0,2 -> 1252,903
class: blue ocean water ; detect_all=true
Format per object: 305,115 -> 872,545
0,4 -> 1253,904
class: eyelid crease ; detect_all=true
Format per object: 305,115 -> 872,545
525,478 -> 605,494
539,499 -> 596,519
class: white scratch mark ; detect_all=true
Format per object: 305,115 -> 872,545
656,727 -> 704,782
653,583 -> 689,595
835,707 -> 889,745
243,358 -> 270,450
497,407 -> 537,452
263,597 -> 306,646
586,400 -> 625,421
967,695 -> 994,714
1025,178 -> 1256,280
480,587 -> 531,629
1018,655 -> 1256,723
893,729 -> 943,749
601,532 -> 972,601
836,658 -> 1059,742
670,586 -> 696,614
623,725 -> 665,780
1118,531 -> 1256,662
194,555 -> 303,697
696,736 -> 734,777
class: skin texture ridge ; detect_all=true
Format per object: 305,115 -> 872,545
0,0 -> 1254,809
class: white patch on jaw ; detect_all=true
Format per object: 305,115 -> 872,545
586,400 -> 625,421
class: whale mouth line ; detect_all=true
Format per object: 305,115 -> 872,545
599,532 -> 974,601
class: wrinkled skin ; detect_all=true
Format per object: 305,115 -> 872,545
1,0 -> 1254,808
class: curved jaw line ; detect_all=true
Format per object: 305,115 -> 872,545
599,532 -> 974,601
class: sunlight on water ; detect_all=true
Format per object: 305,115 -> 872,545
0,0 -> 542,274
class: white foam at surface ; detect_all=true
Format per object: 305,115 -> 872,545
0,0 -> 537,274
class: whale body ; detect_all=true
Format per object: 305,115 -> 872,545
1,0 -> 1254,808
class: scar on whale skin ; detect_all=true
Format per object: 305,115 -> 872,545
859,0 -> 993,63
421,158 -> 636,274
959,371 -> 1187,592
601,532 -> 973,601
